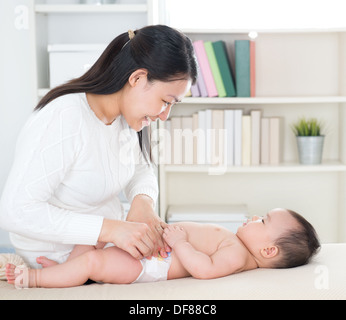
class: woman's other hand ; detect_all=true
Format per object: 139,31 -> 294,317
126,195 -> 171,258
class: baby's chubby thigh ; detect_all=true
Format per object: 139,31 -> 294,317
87,246 -> 143,284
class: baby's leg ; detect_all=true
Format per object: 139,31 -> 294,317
7,246 -> 142,288
67,244 -> 98,261
36,245 -> 96,268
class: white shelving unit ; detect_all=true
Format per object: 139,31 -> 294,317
28,2 -> 346,242
33,0 -> 159,98
158,28 -> 346,243
35,4 -> 148,14
164,162 -> 346,174
182,96 -> 346,105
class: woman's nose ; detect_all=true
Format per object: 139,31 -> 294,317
159,106 -> 172,121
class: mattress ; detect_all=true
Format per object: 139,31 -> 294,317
0,243 -> 345,300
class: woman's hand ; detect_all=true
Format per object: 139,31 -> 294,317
98,195 -> 170,260
98,219 -> 156,260
126,195 -> 171,258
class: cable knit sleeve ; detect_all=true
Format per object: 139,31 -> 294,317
0,103 -> 104,246
124,132 -> 159,206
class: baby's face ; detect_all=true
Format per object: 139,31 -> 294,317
236,208 -> 299,253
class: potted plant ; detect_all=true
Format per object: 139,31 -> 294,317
292,118 -> 325,165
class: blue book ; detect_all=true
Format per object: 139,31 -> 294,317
235,40 -> 250,97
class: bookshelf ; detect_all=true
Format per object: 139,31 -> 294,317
34,4 -> 148,13
158,29 -> 346,243
33,0 -> 159,97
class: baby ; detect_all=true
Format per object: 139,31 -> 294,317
6,208 -> 320,288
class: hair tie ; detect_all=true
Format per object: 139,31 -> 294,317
128,30 -> 136,40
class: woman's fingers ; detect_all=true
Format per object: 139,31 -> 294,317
112,220 -> 173,260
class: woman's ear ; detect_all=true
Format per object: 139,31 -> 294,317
128,69 -> 148,87
260,246 -> 279,259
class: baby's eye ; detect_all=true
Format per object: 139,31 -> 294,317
262,219 -> 265,224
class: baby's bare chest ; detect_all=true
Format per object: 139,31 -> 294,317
174,222 -> 235,255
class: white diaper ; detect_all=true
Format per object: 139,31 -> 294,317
133,253 -> 172,284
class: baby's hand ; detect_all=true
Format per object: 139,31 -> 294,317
163,225 -> 187,248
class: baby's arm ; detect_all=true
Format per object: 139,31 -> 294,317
163,225 -> 243,279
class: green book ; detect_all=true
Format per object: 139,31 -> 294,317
235,40 -> 250,97
212,41 -> 236,97
204,41 -> 226,97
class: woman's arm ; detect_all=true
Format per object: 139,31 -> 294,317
0,107 -> 104,246
123,137 -> 169,257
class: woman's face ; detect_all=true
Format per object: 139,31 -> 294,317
122,70 -> 191,132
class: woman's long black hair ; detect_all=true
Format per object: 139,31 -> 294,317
35,25 -> 198,161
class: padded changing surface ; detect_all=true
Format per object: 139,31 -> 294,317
0,244 -> 345,300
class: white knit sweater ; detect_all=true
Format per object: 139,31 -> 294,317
0,93 -> 158,267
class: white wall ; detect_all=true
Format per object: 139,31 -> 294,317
0,0 -> 37,246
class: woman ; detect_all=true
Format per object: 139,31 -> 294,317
0,25 -> 197,268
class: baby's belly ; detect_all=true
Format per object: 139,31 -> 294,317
167,250 -> 191,280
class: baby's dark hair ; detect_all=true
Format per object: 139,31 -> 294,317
274,209 -> 321,269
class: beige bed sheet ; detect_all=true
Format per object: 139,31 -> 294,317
0,244 -> 345,300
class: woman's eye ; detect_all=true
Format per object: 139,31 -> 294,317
163,101 -> 171,108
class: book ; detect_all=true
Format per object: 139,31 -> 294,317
224,110 -> 235,166
250,40 -> 256,97
211,110 -> 224,165
192,113 -> 199,164
190,82 -> 200,97
167,204 -> 248,233
204,41 -> 226,97
195,66 -> 208,97
164,120 -> 172,165
205,109 -> 213,164
242,115 -> 251,166
193,41 -> 218,97
197,110 -> 207,165
235,40 -> 251,97
251,110 -> 261,165
234,109 -> 243,166
182,117 -> 194,165
171,117 -> 182,165
269,117 -> 281,165
261,118 -> 270,165
212,41 -> 236,97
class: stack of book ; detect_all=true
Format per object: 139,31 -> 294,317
163,110 -> 281,167
191,39 -> 256,98
167,204 -> 248,233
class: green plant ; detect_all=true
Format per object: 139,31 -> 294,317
292,118 -> 323,137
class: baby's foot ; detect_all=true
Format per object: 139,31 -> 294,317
6,263 -> 37,288
36,256 -> 58,268
5,263 -> 17,285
